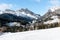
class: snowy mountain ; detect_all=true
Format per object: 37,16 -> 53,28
42,8 -> 60,21
0,8 -> 41,26
0,8 -> 40,20
0,13 -> 33,25
16,8 -> 40,20
0,27 -> 60,40
50,7 -> 60,12
40,8 -> 60,24
0,9 -> 40,23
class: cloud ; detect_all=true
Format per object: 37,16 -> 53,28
49,0 -> 60,6
48,0 -> 60,11
35,0 -> 41,2
0,3 -> 13,10
29,0 -> 41,3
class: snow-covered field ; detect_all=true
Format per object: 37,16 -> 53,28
0,27 -> 60,40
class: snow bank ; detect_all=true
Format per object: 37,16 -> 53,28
0,27 -> 60,40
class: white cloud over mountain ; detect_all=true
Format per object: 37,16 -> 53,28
0,3 -> 13,10
50,0 -> 60,6
48,0 -> 60,11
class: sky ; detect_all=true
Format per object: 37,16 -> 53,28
0,0 -> 60,16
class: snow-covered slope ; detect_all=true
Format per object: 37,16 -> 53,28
0,27 -> 60,40
44,16 -> 60,24
16,8 -> 40,20
16,11 -> 38,19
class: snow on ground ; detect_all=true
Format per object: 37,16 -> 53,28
0,27 -> 60,40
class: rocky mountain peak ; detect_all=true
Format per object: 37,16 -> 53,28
50,7 -> 60,12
